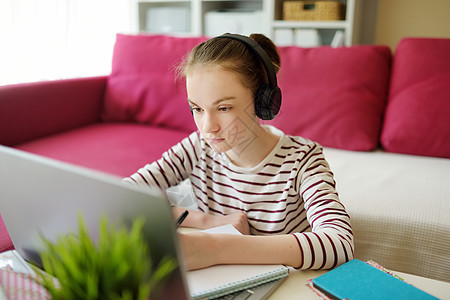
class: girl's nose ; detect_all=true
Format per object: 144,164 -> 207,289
202,112 -> 220,134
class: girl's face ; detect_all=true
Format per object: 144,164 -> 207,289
186,64 -> 259,156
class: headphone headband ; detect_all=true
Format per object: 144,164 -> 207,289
215,33 -> 278,90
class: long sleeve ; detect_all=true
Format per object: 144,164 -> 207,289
123,131 -> 201,190
291,145 -> 354,269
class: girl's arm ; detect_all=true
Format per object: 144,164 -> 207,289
292,145 -> 354,270
123,130 -> 251,234
123,132 -> 200,189
179,232 -> 301,270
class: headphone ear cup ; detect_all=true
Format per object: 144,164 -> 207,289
254,84 -> 282,120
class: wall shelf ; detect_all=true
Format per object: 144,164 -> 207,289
136,0 -> 360,47
272,20 -> 349,30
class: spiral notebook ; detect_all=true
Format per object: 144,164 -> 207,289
186,225 -> 289,300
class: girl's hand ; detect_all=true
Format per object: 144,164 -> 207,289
213,212 -> 250,235
172,207 -> 250,235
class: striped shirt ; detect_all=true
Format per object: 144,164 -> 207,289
124,125 -> 354,269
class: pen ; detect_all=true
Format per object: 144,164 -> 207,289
175,210 -> 189,228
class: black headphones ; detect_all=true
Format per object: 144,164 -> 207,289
212,33 -> 282,120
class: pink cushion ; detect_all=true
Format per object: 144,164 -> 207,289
268,45 -> 392,151
16,124 -> 189,177
380,38 -> 450,158
102,34 -> 207,132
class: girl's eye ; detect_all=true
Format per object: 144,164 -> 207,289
219,107 -> 231,112
191,107 -> 202,113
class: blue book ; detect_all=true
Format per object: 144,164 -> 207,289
312,259 -> 439,300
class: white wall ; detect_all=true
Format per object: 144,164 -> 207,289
0,0 -> 136,86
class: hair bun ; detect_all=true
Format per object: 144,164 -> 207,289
249,34 -> 281,73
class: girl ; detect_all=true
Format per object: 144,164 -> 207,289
124,33 -> 354,271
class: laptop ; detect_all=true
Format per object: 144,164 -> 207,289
0,145 -> 286,299
0,145 -> 190,299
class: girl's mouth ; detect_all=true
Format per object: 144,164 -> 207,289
207,137 -> 225,144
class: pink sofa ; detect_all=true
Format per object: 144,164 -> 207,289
1,35 -> 449,281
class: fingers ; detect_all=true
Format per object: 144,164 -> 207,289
226,212 -> 250,235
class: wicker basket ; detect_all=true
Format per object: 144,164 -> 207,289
283,1 -> 344,21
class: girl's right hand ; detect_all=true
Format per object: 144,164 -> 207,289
172,206 -> 250,234
209,212 -> 250,235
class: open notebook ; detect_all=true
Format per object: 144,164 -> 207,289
186,225 -> 289,300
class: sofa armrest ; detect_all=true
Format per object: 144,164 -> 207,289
0,76 -> 107,146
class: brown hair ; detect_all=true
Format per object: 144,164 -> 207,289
178,33 -> 280,97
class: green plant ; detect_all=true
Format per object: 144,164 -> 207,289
36,214 -> 176,300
